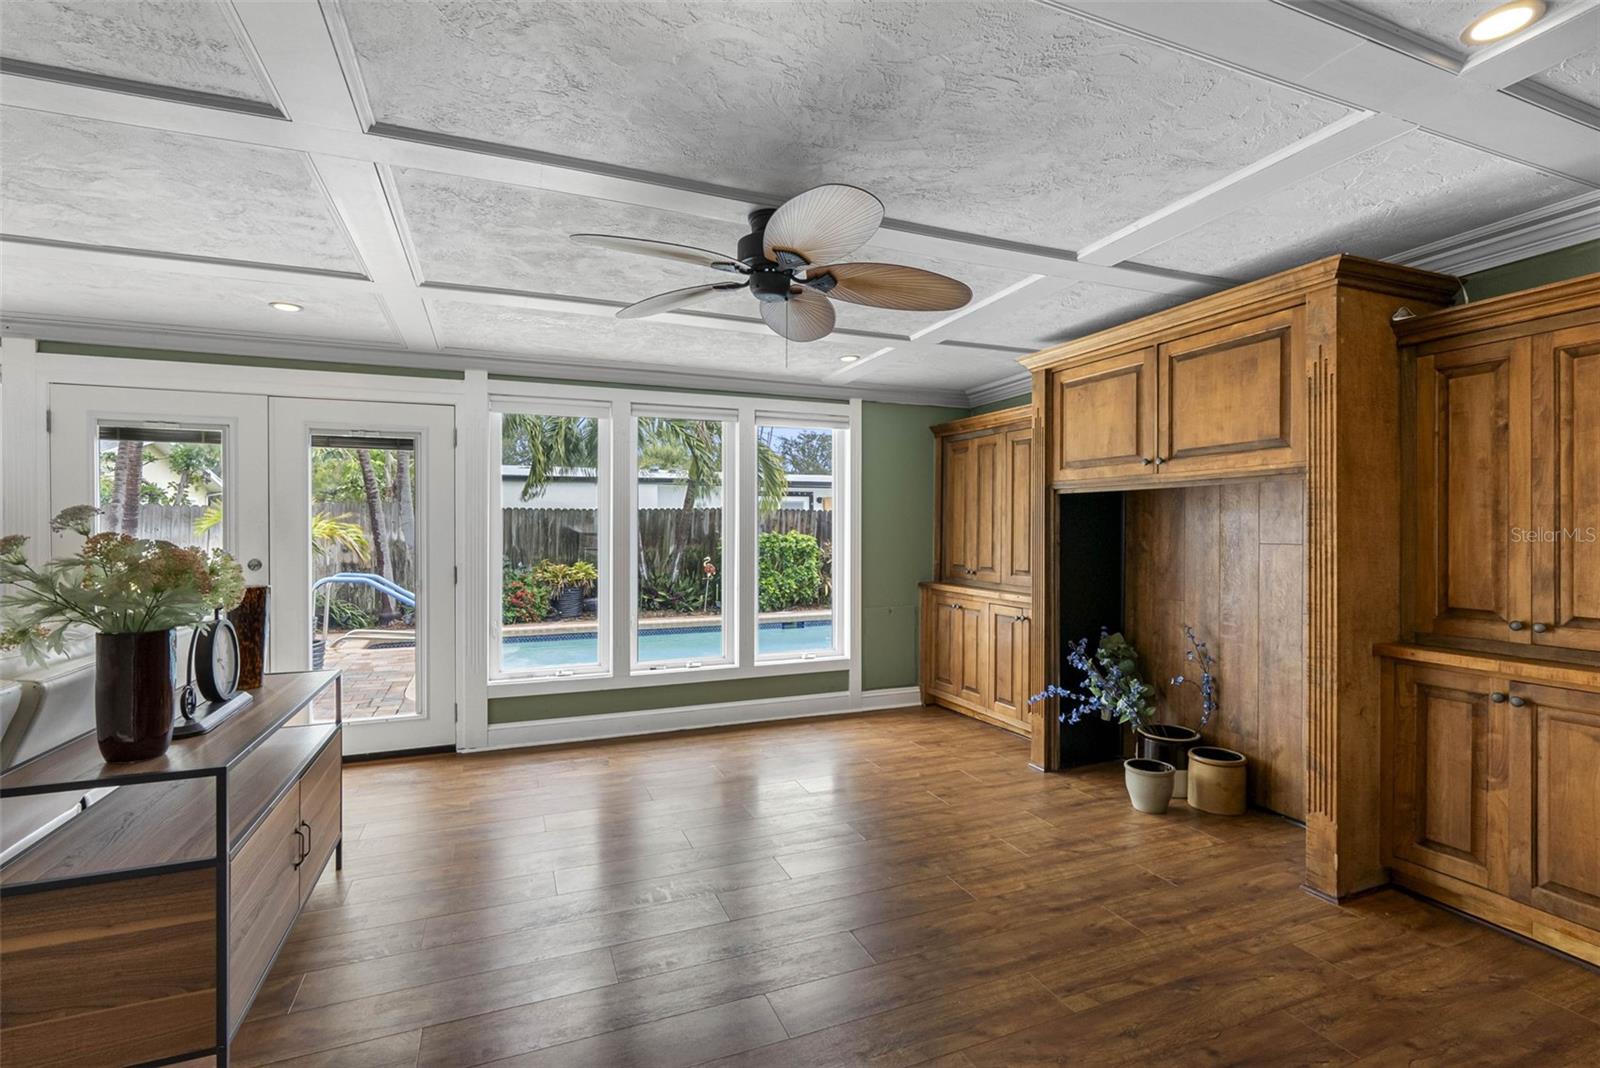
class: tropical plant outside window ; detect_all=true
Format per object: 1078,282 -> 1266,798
756,424 -> 837,658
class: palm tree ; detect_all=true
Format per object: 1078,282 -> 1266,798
355,449 -> 396,623
109,440 -> 144,534
502,414 -> 599,501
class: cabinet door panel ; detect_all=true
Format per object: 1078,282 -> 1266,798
1413,339 -> 1533,644
1389,666 -> 1510,892
969,433 -> 1002,584
1538,331 -> 1600,653
984,604 -> 1031,734
1000,428 -> 1033,589
1511,684 -> 1600,931
1158,308 -> 1305,476
928,597 -> 961,699
229,785 -> 300,1031
297,737 -> 342,904
939,438 -> 972,582
956,603 -> 984,706
1051,348 -> 1155,483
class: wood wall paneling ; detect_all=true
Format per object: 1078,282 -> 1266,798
1123,475 -> 1307,818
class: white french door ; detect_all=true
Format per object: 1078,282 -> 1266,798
269,398 -> 457,754
48,385 -> 457,756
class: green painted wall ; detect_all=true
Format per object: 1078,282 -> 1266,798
1460,240 -> 1600,301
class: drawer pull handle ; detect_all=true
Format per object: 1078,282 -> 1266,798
1531,622 -> 1549,633
1490,692 -> 1508,703
300,820 -> 313,865
1509,696 -> 1527,708
1508,620 -> 1525,632
292,826 -> 306,869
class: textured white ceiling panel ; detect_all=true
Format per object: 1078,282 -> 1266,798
429,298 -> 863,380
0,1 -> 273,103
0,260 -> 398,344
852,344 -> 1026,390
340,1 -> 1349,249
952,281 -> 1184,351
0,108 -> 362,272
396,167 -> 1029,335
1139,130 -> 1587,278
1342,1 -> 1511,55
1528,42 -> 1600,108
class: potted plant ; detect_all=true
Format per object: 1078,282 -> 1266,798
1170,624 -> 1246,814
1031,630 -> 1174,813
534,560 -> 598,619
2,507 -> 244,762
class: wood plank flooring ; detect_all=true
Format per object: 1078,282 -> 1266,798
224,707 -> 1599,1067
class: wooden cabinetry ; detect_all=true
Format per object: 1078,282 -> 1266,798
1380,647 -> 1600,964
921,582 -> 1033,736
1051,347 -> 1155,482
1402,277 -> 1600,656
0,672 -> 343,1067
936,411 -> 1029,588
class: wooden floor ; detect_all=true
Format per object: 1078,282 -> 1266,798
225,707 -> 1600,1067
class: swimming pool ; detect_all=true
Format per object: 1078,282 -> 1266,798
499,619 -> 835,670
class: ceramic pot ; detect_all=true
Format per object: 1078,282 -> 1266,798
94,629 -> 178,762
1188,746 -> 1248,815
1136,722 -> 1202,798
1123,757 -> 1176,814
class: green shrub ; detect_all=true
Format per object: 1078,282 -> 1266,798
322,598 -> 376,631
502,564 -> 553,624
758,531 -> 822,612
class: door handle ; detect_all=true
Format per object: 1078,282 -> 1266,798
246,558 -> 263,572
1489,692 -> 1507,703
1509,696 -> 1527,708
292,826 -> 306,869
1508,620 -> 1525,631
300,819 -> 313,865
1531,622 -> 1549,633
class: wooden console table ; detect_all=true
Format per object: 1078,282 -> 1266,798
0,671 -> 342,1068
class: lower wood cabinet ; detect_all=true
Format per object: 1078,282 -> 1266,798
921,582 -> 1033,737
1384,653 -> 1600,963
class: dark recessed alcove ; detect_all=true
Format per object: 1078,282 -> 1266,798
1055,491 -> 1126,768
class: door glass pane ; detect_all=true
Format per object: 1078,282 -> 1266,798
309,435 -> 420,721
94,424 -> 224,549
636,417 -> 727,666
757,424 -> 838,658
497,412 -> 604,676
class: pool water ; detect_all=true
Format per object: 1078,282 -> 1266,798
500,619 -> 834,670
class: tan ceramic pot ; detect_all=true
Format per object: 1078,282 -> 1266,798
1187,746 -> 1247,815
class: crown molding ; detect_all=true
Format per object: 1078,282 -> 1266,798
1396,191 -> 1600,277
0,319 -> 972,409
966,371 -> 1033,409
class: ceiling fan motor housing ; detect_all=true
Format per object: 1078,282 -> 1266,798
740,207 -> 800,303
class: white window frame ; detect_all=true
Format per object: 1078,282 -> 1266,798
752,413 -> 849,665
484,381 -> 857,699
489,400 -> 613,683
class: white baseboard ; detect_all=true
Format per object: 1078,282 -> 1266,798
474,686 -> 925,751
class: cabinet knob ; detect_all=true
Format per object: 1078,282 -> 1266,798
1509,696 -> 1527,708
1153,457 -> 1165,467
1490,691 -> 1508,703
1140,457 -> 1153,466
1531,622 -> 1549,634
1508,620 -> 1525,631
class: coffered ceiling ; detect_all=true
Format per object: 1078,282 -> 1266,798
2,0 -> 1597,406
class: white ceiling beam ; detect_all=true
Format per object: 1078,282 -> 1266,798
1077,111 -> 1415,266
230,0 -> 362,129
1060,1 -> 1600,186
1458,0 -> 1600,88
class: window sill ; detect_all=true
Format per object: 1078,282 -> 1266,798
485,655 -> 850,699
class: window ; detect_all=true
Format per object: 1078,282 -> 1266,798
756,421 -> 841,660
493,407 -> 608,679
633,413 -> 731,669
94,423 -> 226,547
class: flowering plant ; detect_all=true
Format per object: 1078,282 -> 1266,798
1029,629 -> 1156,728
1170,623 -> 1219,727
1,506 -> 244,664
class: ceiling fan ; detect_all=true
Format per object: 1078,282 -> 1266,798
571,184 -> 973,342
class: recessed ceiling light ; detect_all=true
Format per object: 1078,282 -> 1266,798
839,354 -> 861,363
268,300 -> 303,312
1461,0 -> 1544,44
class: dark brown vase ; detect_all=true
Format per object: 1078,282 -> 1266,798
94,630 -> 178,762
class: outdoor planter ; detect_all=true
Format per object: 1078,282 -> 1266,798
1187,746 -> 1247,815
1124,757 -> 1176,814
1135,722 -> 1202,798
555,586 -> 583,618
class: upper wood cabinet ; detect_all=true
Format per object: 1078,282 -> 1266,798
1051,347 -> 1155,482
1041,308 -> 1306,487
1401,276 -> 1600,656
934,412 -> 1031,591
